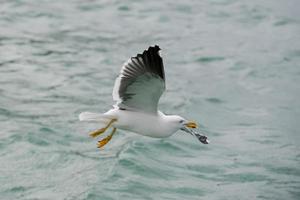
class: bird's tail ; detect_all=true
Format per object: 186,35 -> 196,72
79,112 -> 109,122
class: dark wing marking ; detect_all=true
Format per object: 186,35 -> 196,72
112,45 -> 166,113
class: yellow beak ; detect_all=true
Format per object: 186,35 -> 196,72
185,121 -> 198,129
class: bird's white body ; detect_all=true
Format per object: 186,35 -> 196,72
104,109 -> 179,138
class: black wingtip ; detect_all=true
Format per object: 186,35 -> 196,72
143,45 -> 164,80
147,45 -> 161,53
128,45 -> 165,80
134,45 -> 161,59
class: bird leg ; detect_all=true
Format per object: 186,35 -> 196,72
97,127 -> 117,148
89,118 -> 117,138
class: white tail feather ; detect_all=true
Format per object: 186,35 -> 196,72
79,112 -> 107,122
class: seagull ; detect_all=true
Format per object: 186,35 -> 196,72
79,45 -> 209,148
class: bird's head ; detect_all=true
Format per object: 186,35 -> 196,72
169,115 -> 209,144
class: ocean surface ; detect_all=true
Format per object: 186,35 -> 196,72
1,0 -> 300,199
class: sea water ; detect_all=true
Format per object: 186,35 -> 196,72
0,0 -> 299,199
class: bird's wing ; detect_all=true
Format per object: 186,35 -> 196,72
112,45 -> 165,113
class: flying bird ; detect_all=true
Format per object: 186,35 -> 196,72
79,45 -> 209,148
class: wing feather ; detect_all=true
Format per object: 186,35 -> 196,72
112,45 -> 165,113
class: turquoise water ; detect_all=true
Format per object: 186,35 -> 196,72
1,0 -> 300,199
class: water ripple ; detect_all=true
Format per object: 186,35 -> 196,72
1,0 -> 299,199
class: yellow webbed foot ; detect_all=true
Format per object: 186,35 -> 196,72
89,128 -> 106,138
97,128 -> 117,148
89,118 -> 117,138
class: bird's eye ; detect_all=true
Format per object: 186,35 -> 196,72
179,120 -> 184,123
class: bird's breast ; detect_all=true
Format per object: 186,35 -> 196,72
111,110 -> 176,138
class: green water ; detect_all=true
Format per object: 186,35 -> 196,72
1,0 -> 300,199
